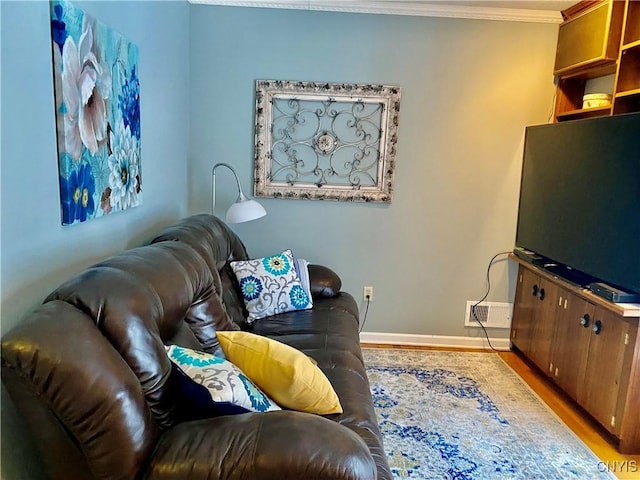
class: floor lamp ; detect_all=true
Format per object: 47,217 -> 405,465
211,163 -> 267,223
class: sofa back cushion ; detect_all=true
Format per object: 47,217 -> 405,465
150,214 -> 250,327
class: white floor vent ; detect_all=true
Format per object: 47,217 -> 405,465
464,301 -> 513,329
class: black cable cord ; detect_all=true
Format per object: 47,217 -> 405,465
472,251 -> 513,352
359,297 -> 371,333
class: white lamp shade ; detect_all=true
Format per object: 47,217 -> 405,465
226,198 -> 267,224
212,163 -> 267,223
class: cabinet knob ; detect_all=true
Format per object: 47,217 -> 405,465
532,284 -> 539,297
539,288 -> 546,301
592,320 -> 602,335
580,314 -> 590,328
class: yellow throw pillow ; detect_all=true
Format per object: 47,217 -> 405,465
216,331 -> 343,415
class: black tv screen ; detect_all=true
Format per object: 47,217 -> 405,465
516,112 -> 640,295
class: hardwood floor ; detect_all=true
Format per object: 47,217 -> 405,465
362,343 -> 640,480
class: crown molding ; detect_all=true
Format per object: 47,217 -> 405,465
188,1 -> 564,23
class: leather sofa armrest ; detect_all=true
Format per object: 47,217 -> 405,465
308,264 -> 342,298
146,410 -> 376,480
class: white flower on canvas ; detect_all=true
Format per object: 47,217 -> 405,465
108,120 -> 140,211
61,23 -> 111,161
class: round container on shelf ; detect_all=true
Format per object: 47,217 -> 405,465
582,93 -> 611,109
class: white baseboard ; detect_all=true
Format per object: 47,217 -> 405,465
359,332 -> 511,351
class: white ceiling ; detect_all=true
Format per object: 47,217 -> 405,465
189,0 -> 578,23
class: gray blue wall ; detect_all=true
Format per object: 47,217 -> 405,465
188,5 -> 558,339
1,1 -> 558,478
1,1 -> 190,478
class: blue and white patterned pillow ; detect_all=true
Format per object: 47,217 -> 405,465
166,345 -> 281,413
293,257 -> 312,300
230,249 -> 313,323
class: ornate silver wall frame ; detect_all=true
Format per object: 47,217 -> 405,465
254,80 -> 401,203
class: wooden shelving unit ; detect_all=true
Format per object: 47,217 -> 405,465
622,1 -> 640,44
553,0 -> 640,122
613,5 -> 640,114
556,104 -> 612,121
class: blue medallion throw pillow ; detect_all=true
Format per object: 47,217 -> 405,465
230,249 -> 313,323
166,345 -> 281,413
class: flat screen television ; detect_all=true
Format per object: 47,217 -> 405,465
515,112 -> 640,296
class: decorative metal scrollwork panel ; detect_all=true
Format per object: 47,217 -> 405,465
254,80 -> 401,203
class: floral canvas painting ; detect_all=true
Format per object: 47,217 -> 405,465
50,0 -> 141,225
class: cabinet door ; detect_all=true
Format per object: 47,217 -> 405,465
550,292 -> 594,401
511,267 -> 560,374
554,0 -> 624,76
528,280 -> 561,375
510,267 -> 538,356
579,307 -> 632,435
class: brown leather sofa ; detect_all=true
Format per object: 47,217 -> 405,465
1,214 -> 392,480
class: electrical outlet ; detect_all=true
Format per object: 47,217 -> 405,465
363,286 -> 374,301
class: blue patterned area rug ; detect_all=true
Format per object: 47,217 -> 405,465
363,349 -> 614,479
